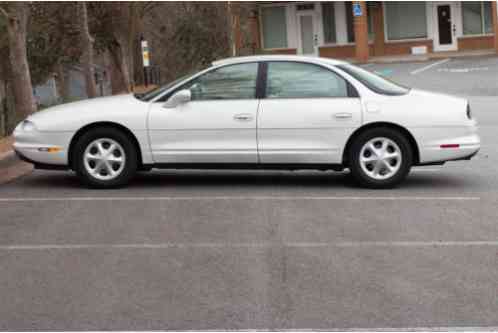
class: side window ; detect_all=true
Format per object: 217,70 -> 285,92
182,63 -> 258,101
266,62 -> 349,98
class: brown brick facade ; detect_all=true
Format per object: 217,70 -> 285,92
458,36 -> 494,51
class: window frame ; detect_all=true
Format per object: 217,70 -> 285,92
259,5 -> 290,51
383,2 -> 429,43
155,62 -> 263,103
461,1 -> 494,38
260,61 -> 359,100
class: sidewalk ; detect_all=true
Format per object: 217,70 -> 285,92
0,136 -> 33,185
348,49 -> 497,64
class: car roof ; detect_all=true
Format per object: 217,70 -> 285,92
212,55 -> 348,67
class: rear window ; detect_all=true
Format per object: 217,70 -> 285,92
337,64 -> 410,96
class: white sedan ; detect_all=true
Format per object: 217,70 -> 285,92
14,55 -> 480,188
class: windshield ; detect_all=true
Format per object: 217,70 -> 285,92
136,72 -> 195,102
336,64 -> 409,96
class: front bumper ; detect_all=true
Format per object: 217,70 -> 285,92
13,126 -> 71,167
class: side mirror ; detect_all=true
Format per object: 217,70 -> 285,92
163,89 -> 191,108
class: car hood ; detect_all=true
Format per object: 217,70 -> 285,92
27,94 -> 149,131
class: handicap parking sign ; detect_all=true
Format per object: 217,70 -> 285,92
353,3 -> 362,17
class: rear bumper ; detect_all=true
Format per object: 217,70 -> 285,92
415,124 -> 480,164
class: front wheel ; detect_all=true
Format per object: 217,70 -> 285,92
73,127 -> 138,188
348,127 -> 413,189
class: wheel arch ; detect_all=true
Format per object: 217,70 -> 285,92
342,122 -> 420,166
68,121 -> 143,170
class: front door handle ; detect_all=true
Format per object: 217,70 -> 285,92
334,112 -> 352,119
234,113 -> 253,121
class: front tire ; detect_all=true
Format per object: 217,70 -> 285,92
73,127 -> 138,188
348,127 -> 413,189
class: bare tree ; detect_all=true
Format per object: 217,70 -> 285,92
0,2 -> 36,122
77,2 -> 97,98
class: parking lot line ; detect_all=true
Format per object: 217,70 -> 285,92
0,196 -> 480,202
0,240 -> 497,251
411,58 -> 450,75
210,327 -> 498,332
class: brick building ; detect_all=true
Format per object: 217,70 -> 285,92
238,1 -> 498,62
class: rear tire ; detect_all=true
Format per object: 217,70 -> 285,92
73,127 -> 138,188
348,127 -> 413,189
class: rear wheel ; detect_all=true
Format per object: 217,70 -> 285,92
348,127 -> 413,188
73,127 -> 138,188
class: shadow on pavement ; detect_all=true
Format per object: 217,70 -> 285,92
3,169 -> 478,191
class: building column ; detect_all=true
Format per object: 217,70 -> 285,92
353,1 -> 369,62
493,1 -> 498,55
249,9 -> 261,54
372,3 -> 385,57
228,3 -> 242,56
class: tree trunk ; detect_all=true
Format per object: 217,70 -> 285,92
78,2 -> 97,98
54,61 -> 70,102
0,79 -> 5,137
108,46 -> 130,94
2,3 -> 36,122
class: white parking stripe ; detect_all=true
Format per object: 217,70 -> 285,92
0,196 -> 480,202
411,58 -> 450,75
197,327 -> 498,332
0,240 -> 497,251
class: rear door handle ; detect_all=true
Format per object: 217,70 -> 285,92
234,113 -> 253,121
333,112 -> 352,119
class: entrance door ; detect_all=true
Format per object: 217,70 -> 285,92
297,12 -> 318,56
434,4 -> 457,51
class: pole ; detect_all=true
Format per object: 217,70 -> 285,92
141,35 -> 150,87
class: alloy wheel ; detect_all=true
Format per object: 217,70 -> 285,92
83,138 -> 126,181
359,137 -> 402,180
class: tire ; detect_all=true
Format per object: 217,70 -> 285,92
73,127 -> 138,188
348,127 -> 413,189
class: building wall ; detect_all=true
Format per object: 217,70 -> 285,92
256,1 -> 496,59
458,36 -> 495,50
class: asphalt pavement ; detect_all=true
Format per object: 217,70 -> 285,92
0,56 -> 497,330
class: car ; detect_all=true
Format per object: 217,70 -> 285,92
13,55 -> 480,189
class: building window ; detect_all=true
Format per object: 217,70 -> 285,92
462,1 -> 493,36
322,3 -> 336,44
261,6 -> 288,49
367,3 -> 375,41
345,2 -> 355,43
385,2 -> 427,40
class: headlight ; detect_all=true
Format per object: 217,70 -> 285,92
21,120 -> 37,132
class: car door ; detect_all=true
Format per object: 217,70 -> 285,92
257,61 -> 362,164
148,62 -> 260,164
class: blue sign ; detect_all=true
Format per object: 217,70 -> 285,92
353,3 -> 362,17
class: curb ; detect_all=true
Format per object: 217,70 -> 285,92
0,150 -> 34,185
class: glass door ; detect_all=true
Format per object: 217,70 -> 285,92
297,12 -> 318,56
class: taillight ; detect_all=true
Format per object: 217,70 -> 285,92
466,104 -> 472,120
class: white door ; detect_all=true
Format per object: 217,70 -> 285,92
257,61 -> 362,164
434,3 -> 458,52
297,12 -> 318,56
148,63 -> 259,164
